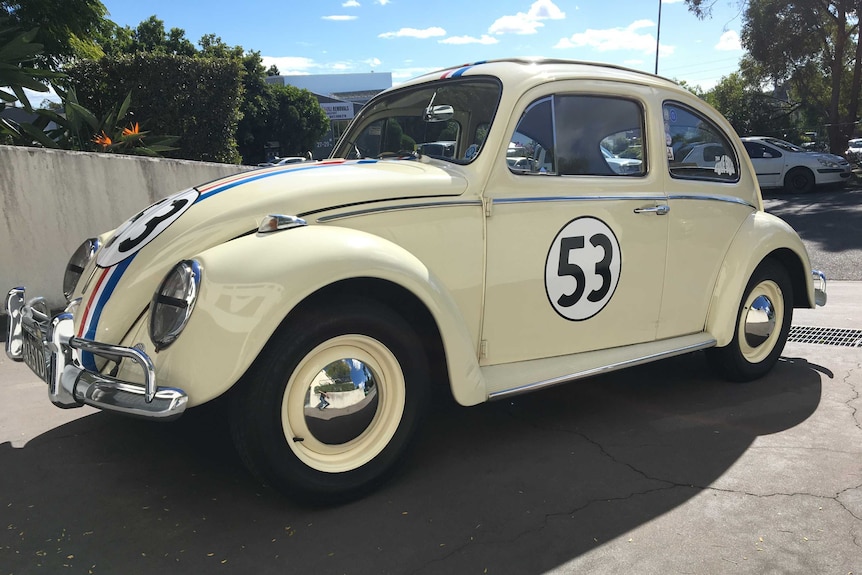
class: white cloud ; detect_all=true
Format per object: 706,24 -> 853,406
365,57 -> 382,67
261,56 -> 318,75
554,19 -> 671,55
342,0 -> 360,6
322,15 -> 358,21
715,30 -> 742,51
376,0 -> 390,4
440,34 -> 499,45
490,0 -> 566,35
379,27 -> 446,39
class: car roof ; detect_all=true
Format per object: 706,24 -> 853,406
396,57 -> 684,93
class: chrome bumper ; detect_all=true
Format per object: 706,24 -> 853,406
5,288 -> 187,420
812,270 -> 827,307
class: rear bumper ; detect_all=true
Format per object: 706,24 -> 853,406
5,288 -> 187,420
812,269 -> 827,307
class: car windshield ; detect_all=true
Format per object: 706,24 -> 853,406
763,138 -> 807,153
332,77 -> 502,164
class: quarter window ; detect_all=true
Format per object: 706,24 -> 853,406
509,95 -> 645,177
665,102 -> 739,182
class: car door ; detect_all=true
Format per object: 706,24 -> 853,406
480,86 -> 669,366
743,141 -> 784,188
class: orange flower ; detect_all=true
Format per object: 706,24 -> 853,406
92,131 -> 112,147
122,122 -> 140,136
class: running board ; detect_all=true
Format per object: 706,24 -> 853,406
484,333 -> 717,401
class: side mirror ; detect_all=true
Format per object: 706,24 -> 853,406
424,105 -> 454,123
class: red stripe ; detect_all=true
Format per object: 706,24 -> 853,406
78,267 -> 110,337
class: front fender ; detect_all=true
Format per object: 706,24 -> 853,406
705,211 -> 814,347
150,225 -> 486,407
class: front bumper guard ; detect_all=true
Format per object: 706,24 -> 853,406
5,288 -> 187,420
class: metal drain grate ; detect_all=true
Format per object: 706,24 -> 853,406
788,325 -> 862,347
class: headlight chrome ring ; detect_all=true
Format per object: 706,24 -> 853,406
63,238 -> 100,301
149,260 -> 201,352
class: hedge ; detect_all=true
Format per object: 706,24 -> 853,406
66,53 -> 244,163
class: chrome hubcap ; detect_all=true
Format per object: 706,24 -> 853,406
743,294 -> 776,348
303,358 -> 380,445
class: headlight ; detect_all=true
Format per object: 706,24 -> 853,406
63,238 -> 100,301
817,157 -> 839,168
149,260 -> 201,351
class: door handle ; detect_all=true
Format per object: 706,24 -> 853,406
633,204 -> 670,215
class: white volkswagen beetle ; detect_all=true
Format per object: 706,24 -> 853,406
5,59 -> 827,502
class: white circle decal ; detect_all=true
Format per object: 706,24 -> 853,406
545,216 -> 621,321
97,188 -> 200,267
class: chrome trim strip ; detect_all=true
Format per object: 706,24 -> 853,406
487,338 -> 717,401
667,194 -> 756,209
488,194 -> 756,210
492,195 -> 666,204
316,200 -> 482,222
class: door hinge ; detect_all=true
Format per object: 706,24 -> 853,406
480,339 -> 489,359
483,198 -> 493,217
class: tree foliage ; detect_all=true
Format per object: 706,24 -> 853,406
66,54 -> 243,162
685,0 -> 862,152
93,17 -> 329,164
1,0 -> 108,64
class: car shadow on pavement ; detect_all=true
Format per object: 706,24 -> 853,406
0,352 -> 823,575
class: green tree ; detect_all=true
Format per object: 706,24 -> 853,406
1,0 -> 108,64
685,0 -> 862,152
266,84 -> 330,157
703,72 -> 798,137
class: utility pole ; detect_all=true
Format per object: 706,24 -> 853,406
655,0 -> 662,74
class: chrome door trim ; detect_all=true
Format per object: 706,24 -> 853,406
668,194 -> 756,210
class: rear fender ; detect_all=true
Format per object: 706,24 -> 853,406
705,211 -> 813,347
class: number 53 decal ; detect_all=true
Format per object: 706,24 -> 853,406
545,216 -> 621,321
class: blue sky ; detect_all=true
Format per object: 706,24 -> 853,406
99,0 -> 747,91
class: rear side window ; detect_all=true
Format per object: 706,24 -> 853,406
665,102 -> 739,183
509,94 -> 645,177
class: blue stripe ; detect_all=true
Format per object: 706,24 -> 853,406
196,160 -> 379,202
81,256 -> 135,371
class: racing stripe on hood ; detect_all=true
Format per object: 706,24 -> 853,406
77,256 -> 135,370
78,158 -> 381,360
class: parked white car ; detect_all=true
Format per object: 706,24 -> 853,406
6,59 -> 827,503
741,136 -> 852,193
844,138 -> 862,164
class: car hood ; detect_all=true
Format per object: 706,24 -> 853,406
76,159 -> 468,345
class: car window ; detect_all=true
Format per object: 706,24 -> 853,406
665,102 -> 739,183
508,94 -> 645,177
743,141 -> 782,159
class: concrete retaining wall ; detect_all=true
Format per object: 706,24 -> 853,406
0,145 -> 251,311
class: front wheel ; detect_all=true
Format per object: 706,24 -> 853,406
784,167 -> 815,193
230,299 -> 430,503
706,261 -> 793,382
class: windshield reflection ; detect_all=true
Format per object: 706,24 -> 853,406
332,77 -> 502,165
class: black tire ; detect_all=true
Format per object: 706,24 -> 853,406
783,167 -> 815,193
230,298 -> 430,504
706,261 -> 793,382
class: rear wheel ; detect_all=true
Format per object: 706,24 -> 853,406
230,299 -> 430,503
783,167 -> 815,193
707,261 -> 793,382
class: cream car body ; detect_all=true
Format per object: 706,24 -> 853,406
6,59 -> 826,502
